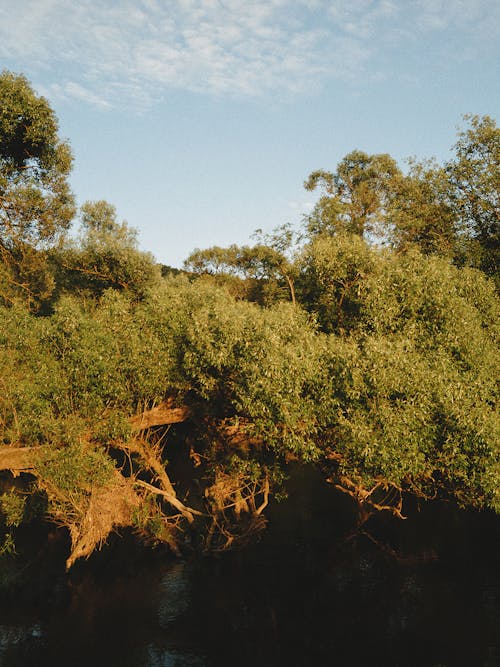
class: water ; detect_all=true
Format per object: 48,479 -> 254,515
0,466 -> 498,667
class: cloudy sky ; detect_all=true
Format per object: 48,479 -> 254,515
1,0 -> 499,265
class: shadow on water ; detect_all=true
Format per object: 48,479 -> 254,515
0,464 -> 498,667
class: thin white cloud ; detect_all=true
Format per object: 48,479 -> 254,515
65,82 -> 112,110
0,0 -> 498,109
37,82 -> 104,107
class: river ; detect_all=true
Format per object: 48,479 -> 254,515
0,466 -> 498,666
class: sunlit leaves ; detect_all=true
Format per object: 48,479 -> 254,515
0,71 -> 75,308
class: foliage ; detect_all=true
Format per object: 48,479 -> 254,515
36,444 -> 115,496
0,491 -> 26,528
303,116 -> 499,286
387,159 -> 461,258
299,232 -> 377,333
0,75 -> 498,564
0,71 -> 75,308
445,114 -> 499,282
304,151 -> 400,238
302,237 -> 499,510
185,223 -> 300,305
54,200 -> 161,300
2,258 -> 497,527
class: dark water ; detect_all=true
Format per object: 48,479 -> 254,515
0,466 -> 499,667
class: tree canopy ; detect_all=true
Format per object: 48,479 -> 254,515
446,114 -> 499,280
302,116 -> 499,285
0,74 -> 498,571
0,71 -> 75,308
54,199 -> 161,299
304,151 -> 400,238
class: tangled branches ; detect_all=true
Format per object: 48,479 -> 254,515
204,466 -> 270,551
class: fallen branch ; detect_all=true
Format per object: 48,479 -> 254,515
134,479 -> 204,523
130,399 -> 192,431
0,445 -> 47,475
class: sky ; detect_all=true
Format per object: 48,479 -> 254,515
0,0 -> 499,267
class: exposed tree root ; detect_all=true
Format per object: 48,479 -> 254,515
335,475 -> 406,524
204,467 -> 270,551
114,436 -> 201,523
134,479 -> 204,521
0,417 -> 407,569
60,471 -> 141,570
0,445 -> 144,569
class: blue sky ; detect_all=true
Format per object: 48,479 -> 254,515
1,0 -> 499,267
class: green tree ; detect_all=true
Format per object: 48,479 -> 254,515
80,199 -> 120,233
301,235 -> 499,513
0,71 -> 75,308
55,200 -> 160,299
385,115 -> 499,279
0,251 -> 498,563
446,114 -> 499,282
299,232 -> 377,333
387,159 -> 460,258
304,151 -> 400,238
185,224 -> 300,305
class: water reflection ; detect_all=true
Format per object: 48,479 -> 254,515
146,646 -> 206,667
0,466 -> 498,667
158,563 -> 191,628
0,624 -> 40,649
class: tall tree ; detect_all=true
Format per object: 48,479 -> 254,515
387,159 -> 460,258
446,114 -> 499,282
0,71 -> 75,307
304,151 -> 400,239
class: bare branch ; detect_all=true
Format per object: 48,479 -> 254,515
134,479 -> 204,522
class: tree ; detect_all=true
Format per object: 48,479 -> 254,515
387,159 -> 461,258
300,235 -> 499,515
1,253 -> 498,565
185,224 -> 300,305
0,71 -> 75,307
304,151 -> 400,239
446,114 -> 499,282
55,200 -> 160,299
80,199 -> 120,233
250,224 -> 300,305
386,115 -> 499,279
299,232 -> 377,333
1,101 -> 498,568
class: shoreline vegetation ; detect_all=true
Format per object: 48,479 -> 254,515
0,71 -> 498,576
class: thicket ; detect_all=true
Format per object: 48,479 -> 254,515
1,71 -> 498,569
